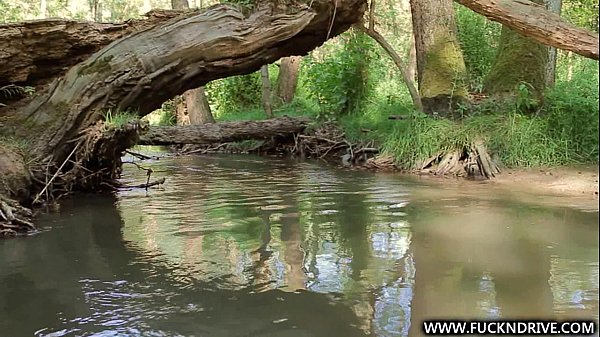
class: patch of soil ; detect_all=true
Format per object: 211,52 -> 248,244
493,166 -> 599,199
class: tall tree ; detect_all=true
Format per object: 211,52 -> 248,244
545,0 -> 562,86
409,0 -> 469,117
483,0 -> 549,104
260,65 -> 274,118
275,56 -> 301,104
171,0 -> 215,124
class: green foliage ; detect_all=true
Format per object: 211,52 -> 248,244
207,72 -> 262,114
215,97 -> 319,122
303,30 -> 375,119
341,60 -> 599,169
456,5 -> 501,92
103,109 -> 139,128
142,100 -> 177,126
562,0 -> 599,32
544,62 -> 599,163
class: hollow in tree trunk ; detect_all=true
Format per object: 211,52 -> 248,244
409,0 -> 469,118
275,56 -> 301,104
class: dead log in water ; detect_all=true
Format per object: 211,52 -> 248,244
138,116 -> 310,145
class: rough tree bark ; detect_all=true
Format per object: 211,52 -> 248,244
275,56 -> 302,104
484,0 -> 549,103
139,116 -> 309,145
0,0 -> 367,234
171,0 -> 215,125
260,65 -> 274,118
186,87 -> 215,124
409,0 -> 469,117
0,10 -> 182,87
455,0 -> 599,60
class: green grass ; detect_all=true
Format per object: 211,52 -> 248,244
103,109 -> 139,128
214,97 -> 320,122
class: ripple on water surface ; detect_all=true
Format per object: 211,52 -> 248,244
0,153 -> 597,337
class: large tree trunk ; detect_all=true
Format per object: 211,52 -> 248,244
455,0 -> 599,60
0,0 -> 366,234
484,0 -> 549,104
139,116 -> 309,145
409,0 -> 469,117
0,10 -> 181,87
275,56 -> 302,104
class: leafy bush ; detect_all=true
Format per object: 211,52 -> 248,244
303,30 -> 375,119
207,73 -> 262,115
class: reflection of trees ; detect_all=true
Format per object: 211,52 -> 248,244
407,199 -> 600,336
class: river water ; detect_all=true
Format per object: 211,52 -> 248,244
1,151 -> 598,337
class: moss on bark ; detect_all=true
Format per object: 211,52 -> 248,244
420,33 -> 469,116
483,1 -> 549,106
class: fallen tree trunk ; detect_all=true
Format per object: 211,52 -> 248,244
139,116 -> 310,145
6,1 -> 364,160
455,0 -> 599,60
0,0 -> 366,236
0,10 -> 184,87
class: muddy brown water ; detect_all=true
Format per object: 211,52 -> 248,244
1,150 -> 598,337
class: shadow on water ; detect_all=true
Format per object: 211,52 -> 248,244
0,152 -> 598,336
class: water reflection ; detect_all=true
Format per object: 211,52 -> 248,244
0,153 -> 597,337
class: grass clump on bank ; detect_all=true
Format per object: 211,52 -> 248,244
337,71 -> 598,170
103,110 -> 139,128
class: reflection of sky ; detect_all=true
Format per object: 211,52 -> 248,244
477,273 -> 500,318
372,253 -> 415,337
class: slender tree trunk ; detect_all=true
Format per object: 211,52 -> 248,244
409,0 -> 469,117
38,0 -> 47,19
357,26 -> 423,112
275,56 -> 301,104
260,65 -> 274,118
566,51 -> 574,81
484,0 -> 548,104
171,0 -> 214,125
545,0 -> 562,87
407,34 -> 417,83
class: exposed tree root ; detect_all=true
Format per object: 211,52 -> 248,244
420,140 -> 500,179
0,195 -> 35,237
29,120 -> 143,205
